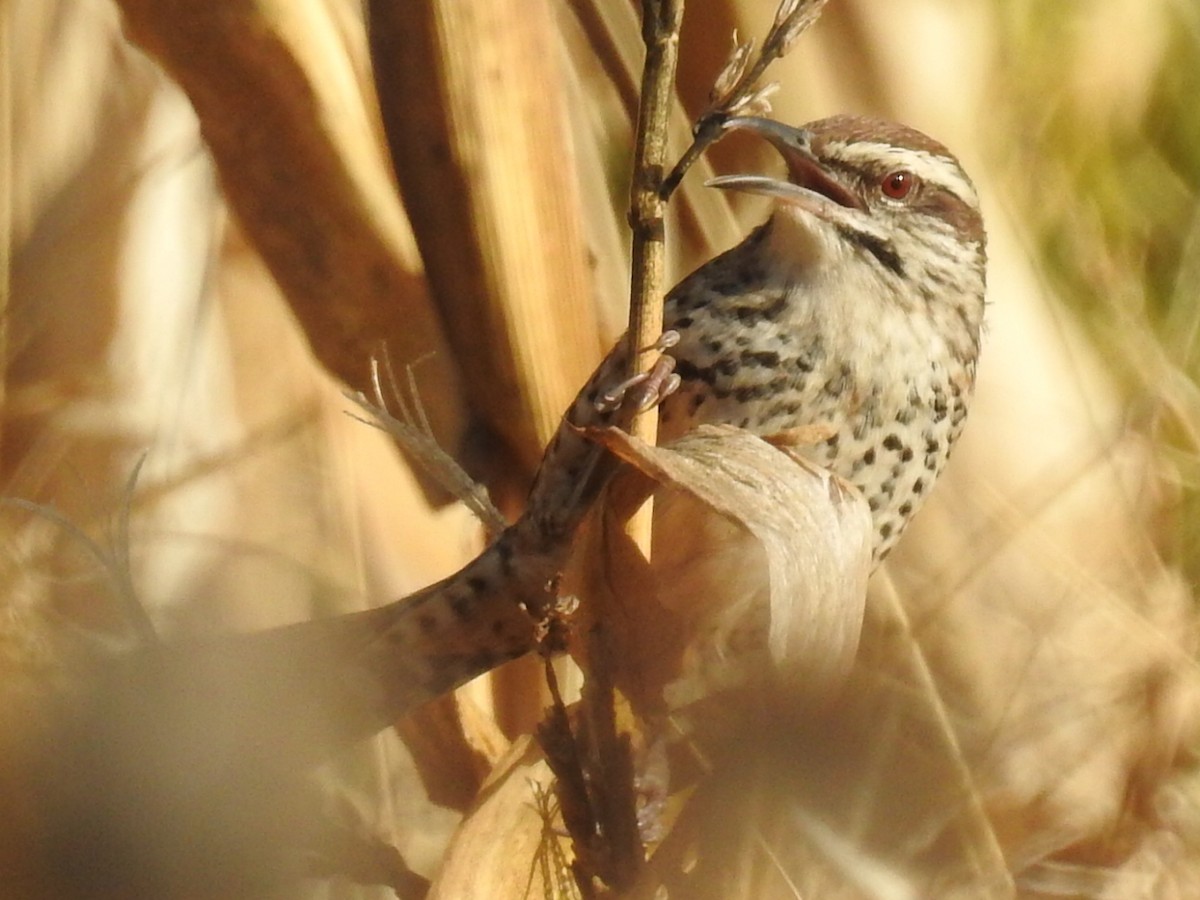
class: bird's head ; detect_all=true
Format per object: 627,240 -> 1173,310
709,115 -> 987,342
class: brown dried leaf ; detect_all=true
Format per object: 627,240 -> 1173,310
114,0 -> 468,453
428,420 -> 874,899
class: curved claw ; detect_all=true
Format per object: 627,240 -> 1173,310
649,329 -> 681,352
630,367 -> 681,414
595,354 -> 679,415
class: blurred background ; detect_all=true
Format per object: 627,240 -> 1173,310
1,0 -> 1198,896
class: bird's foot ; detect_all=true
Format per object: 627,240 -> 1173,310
595,331 -> 682,415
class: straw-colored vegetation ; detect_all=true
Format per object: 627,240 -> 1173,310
2,0 -> 1198,897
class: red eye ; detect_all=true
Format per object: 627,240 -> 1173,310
881,170 -> 916,199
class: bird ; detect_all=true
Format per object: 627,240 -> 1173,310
360,112 -> 989,711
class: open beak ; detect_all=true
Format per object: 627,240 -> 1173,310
706,116 -> 868,228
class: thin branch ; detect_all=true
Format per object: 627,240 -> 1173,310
545,4 -> 688,892
626,0 -> 685,424
113,453 -> 152,639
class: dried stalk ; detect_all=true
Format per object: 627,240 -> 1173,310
345,356 -> 507,540
626,0 -> 685,459
114,0 -> 468,455
544,1 -> 687,892
547,2 -> 836,893
564,0 -> 743,261
367,0 -> 603,474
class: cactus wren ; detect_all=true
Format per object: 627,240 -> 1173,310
380,113 -> 988,709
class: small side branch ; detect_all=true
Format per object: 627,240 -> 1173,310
659,0 -> 830,200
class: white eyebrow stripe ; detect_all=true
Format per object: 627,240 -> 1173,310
823,141 -> 979,208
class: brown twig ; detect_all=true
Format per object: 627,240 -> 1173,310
551,3 -> 835,894
659,0 -> 831,200
549,2 -> 686,889
626,0 -> 685,450
538,658 -> 601,898
540,7 -> 687,888
579,625 -> 643,891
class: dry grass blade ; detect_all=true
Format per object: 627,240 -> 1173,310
2,454 -> 157,645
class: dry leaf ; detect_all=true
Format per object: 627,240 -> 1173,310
115,0 -> 468,451
427,424 -> 874,899
584,423 -> 872,714
369,0 -> 604,472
